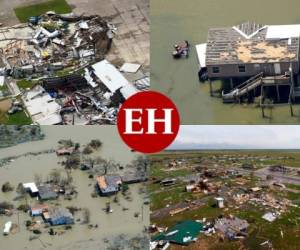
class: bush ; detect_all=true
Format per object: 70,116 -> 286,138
89,139 -> 102,149
65,155 -> 80,169
0,202 -> 14,209
1,182 -> 14,192
82,145 -> 93,155
17,204 -> 30,212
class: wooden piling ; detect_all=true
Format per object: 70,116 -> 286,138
230,78 -> 233,89
290,103 -> 294,116
276,85 -> 280,102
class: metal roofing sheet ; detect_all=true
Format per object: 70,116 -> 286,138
120,84 -> 138,99
92,60 -> 129,93
266,25 -> 300,39
152,220 -> 203,245
195,43 -> 207,68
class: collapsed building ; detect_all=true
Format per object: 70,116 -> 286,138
214,216 -> 249,240
0,11 -> 148,125
0,12 -> 113,78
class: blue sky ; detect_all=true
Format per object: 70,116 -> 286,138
168,126 -> 300,150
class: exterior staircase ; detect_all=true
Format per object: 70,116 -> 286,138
222,72 -> 291,103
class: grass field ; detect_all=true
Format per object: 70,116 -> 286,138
14,0 -> 72,23
4,111 -> 32,125
16,79 -> 37,90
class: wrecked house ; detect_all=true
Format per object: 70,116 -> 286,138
214,216 -> 249,240
0,13 -> 113,78
196,21 -> 300,104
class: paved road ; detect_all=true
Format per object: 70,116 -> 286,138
0,0 -> 48,26
68,0 -> 150,66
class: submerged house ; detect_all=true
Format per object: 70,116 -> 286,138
23,182 -> 39,196
37,184 -> 58,200
30,204 -> 49,216
44,207 -> 74,226
196,22 -> 300,104
96,175 -> 122,196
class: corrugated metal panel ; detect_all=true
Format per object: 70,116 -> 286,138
92,60 -> 129,93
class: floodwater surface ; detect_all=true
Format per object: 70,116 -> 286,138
151,0 -> 300,124
0,126 -> 149,250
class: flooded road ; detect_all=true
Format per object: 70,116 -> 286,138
151,0 -> 300,124
0,126 -> 149,250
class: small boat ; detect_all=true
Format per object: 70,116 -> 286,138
172,40 -> 189,59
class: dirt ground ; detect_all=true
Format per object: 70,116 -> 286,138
0,99 -> 11,112
0,0 -> 150,66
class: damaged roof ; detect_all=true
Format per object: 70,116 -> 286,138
206,21 -> 300,65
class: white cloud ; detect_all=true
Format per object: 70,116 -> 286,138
169,125 -> 300,149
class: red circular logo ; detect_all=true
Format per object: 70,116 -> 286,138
117,91 -> 180,153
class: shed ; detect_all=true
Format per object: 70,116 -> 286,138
30,204 -> 49,216
23,182 -> 39,195
121,173 -> 148,184
215,217 -> 249,239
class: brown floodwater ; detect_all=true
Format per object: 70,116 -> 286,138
0,126 -> 149,250
151,0 -> 300,124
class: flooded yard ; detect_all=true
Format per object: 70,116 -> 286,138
0,126 -> 149,249
151,0 -> 300,124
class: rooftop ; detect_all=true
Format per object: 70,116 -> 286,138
96,175 -> 122,190
38,184 -> 58,200
206,21 -> 300,65
48,207 -> 73,220
23,182 -> 38,193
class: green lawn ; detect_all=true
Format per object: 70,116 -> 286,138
14,0 -> 72,23
5,111 -> 32,125
16,79 -> 37,90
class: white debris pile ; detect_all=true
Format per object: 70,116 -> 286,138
22,85 -> 62,125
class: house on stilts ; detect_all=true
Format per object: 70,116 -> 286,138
196,21 -> 300,115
